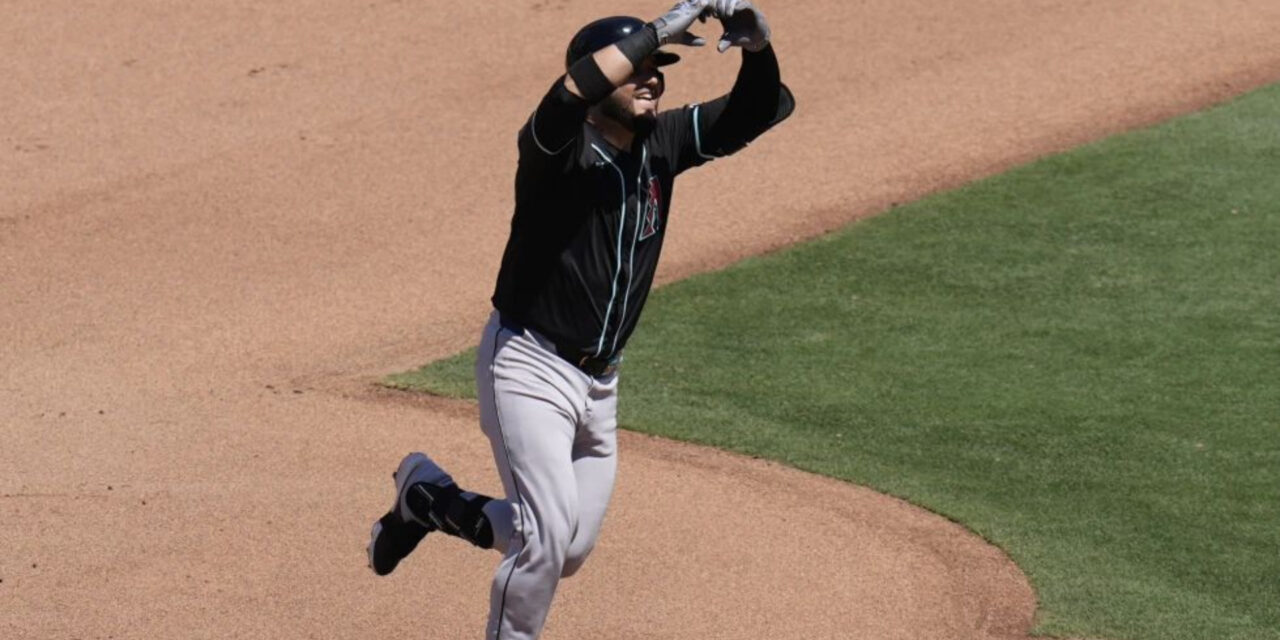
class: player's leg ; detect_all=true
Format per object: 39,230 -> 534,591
400,468 -> 513,551
371,447 -> 515,575
561,373 -> 618,577
477,313 -> 590,640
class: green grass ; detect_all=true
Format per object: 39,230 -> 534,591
387,83 -> 1280,640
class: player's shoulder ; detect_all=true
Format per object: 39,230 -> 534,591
656,104 -> 697,125
651,104 -> 697,142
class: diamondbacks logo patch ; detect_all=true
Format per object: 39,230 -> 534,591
639,177 -> 662,241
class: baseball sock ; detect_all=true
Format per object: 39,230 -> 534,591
406,482 -> 495,549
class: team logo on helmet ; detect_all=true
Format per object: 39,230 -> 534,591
639,177 -> 662,241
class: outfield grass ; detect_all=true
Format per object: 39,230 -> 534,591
386,83 -> 1280,640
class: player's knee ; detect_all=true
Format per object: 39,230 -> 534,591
559,545 -> 594,577
559,523 -> 602,577
521,508 -> 576,565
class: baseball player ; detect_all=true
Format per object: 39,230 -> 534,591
368,1 -> 793,637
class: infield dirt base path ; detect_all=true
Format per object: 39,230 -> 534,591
4,2 -> 1279,638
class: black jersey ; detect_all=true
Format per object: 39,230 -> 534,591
492,47 -> 794,363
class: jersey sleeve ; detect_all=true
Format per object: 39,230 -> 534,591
517,78 -> 590,178
650,46 -> 795,175
649,103 -> 721,176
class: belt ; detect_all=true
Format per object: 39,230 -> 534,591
561,350 -> 621,378
498,314 -> 621,378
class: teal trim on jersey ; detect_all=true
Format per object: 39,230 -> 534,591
529,110 -> 574,155
590,142 -> 627,358
612,144 -> 648,356
691,103 -> 715,160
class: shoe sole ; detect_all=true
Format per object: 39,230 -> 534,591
366,515 -> 391,575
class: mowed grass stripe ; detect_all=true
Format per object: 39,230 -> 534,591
387,83 -> 1280,640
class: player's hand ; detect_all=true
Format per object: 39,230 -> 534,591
711,0 -> 771,53
652,0 -> 712,47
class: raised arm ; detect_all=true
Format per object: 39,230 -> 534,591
693,2 -> 794,158
524,1 -> 711,156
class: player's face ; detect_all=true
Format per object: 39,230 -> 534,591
601,57 -> 665,130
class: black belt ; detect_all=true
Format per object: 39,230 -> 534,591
562,350 -> 621,378
499,314 -> 620,378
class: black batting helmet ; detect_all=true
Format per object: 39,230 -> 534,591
564,16 -> 681,69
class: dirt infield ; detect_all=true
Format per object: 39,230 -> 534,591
4,1 -> 1279,638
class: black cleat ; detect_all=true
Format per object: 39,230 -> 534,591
366,452 -> 452,576
367,510 -> 433,576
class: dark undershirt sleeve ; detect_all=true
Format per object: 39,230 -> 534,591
693,44 -> 795,160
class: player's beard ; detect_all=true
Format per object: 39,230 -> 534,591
600,92 -> 658,137
632,111 -> 657,137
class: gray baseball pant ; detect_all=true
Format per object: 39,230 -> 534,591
475,310 -> 619,640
